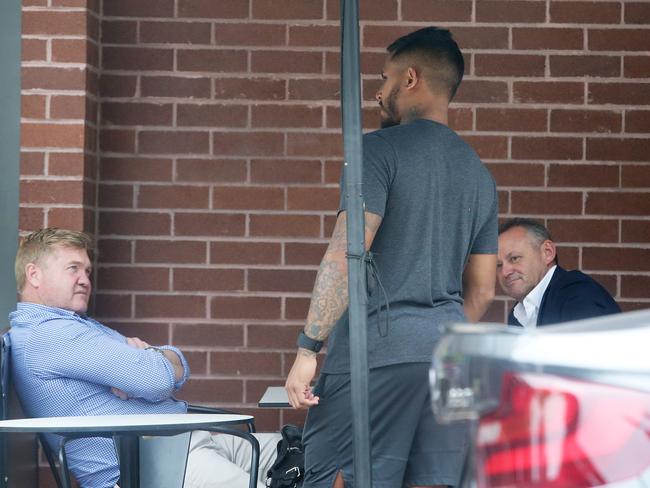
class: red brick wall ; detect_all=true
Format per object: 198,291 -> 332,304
20,0 -> 650,447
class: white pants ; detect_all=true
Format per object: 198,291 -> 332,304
184,431 -> 281,488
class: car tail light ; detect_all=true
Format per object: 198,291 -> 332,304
475,372 -> 650,487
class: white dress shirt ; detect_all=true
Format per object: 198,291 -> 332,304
513,265 -> 557,328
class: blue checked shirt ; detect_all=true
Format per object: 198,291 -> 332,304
9,302 -> 190,488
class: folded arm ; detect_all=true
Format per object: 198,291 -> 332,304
462,253 -> 497,322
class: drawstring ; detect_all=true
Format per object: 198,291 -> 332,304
347,251 -> 390,337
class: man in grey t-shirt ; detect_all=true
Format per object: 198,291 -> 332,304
285,27 -> 498,488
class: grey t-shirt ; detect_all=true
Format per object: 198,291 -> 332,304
322,119 -> 498,374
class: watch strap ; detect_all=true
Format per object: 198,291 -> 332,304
297,331 -> 323,352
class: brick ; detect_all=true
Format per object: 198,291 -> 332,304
622,220 -> 650,243
327,0 -> 400,21
476,108 -> 547,132
98,183 -> 134,208
141,76 -> 211,99
326,105 -> 382,130
100,157 -> 172,182
551,110 -> 622,134
621,276 -> 650,299
103,47 -> 173,71
555,245 -> 580,271
136,240 -> 207,264
249,269 -> 317,292
402,0 -> 471,21
584,247 -> 650,272
21,180 -> 83,204
287,187 -> 338,211
285,297 -> 310,320
20,152 -> 45,175
586,192 -> 650,216
463,136 -> 508,160
511,191 -> 583,215
213,186 -> 285,210
22,11 -> 86,36
547,218 -> 619,243
136,295 -> 206,318
109,322 -> 169,346
138,185 -> 210,209
175,213 -> 245,237
50,153 -> 93,178
102,20 -> 137,44
550,1 -> 621,23
50,95 -> 86,120
215,78 -> 286,101
287,133 -> 342,157
102,102 -> 173,127
98,266 -> 169,291
104,0 -> 174,16
47,207 -> 88,230
253,0 -> 322,19
475,54 -> 545,77
99,129 -> 136,153
211,297 -> 282,319
177,379 -> 242,404
325,51 -> 387,76
22,38 -> 46,62
99,211 -> 171,236
626,2 -> 650,24
177,49 -> 248,72
178,0 -> 249,18
140,21 -> 211,44
252,105 -> 322,128
248,324 -> 302,349
485,163 -> 545,187
99,74 -> 137,97
217,23 -> 286,46
285,242 -> 327,265
213,132 -> 284,157
210,241 -> 281,265
172,323 -> 243,347
549,164 -> 619,188
22,67 -> 85,91
589,83 -> 650,106
211,352 -> 282,376
448,108 -> 474,132
514,82 -> 584,104
513,28 -> 583,50
288,79 -> 340,101
52,39 -> 89,64
139,131 -> 210,155
512,137 -> 583,161
251,51 -> 322,74
452,27 -> 509,50
624,56 -> 650,78
173,268 -> 244,291
250,215 -> 320,237
476,1 -> 546,22
589,29 -> 650,52
622,165 -> 650,188
454,80 -> 508,104
182,351 -> 207,375
93,294 -> 132,318
176,159 -> 247,183
177,104 -> 247,128
22,95 -> 46,119
619,301 -> 650,312
97,239 -> 131,264
550,55 -> 620,78
587,138 -> 648,162
289,25 -> 339,47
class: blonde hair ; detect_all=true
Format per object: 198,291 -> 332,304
15,228 -> 94,293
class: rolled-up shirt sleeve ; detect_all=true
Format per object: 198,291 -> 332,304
157,345 -> 190,389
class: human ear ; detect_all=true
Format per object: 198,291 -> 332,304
24,263 -> 41,288
405,67 -> 418,88
541,240 -> 556,266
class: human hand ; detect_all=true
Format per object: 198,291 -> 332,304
126,336 -> 150,349
111,387 -> 129,400
285,351 -> 319,409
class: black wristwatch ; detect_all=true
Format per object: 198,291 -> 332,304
297,332 -> 324,353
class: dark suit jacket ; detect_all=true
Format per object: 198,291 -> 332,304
508,266 -> 621,327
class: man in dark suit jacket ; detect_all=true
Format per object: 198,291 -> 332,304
497,218 -> 620,327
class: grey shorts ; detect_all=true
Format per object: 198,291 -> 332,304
302,362 -> 468,488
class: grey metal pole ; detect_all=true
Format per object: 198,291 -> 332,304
340,0 -> 372,486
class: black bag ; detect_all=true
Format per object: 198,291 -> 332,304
266,424 -> 304,488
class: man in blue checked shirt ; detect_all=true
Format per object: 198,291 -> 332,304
8,228 -> 280,488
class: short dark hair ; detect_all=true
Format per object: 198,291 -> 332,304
387,27 -> 464,100
499,218 -> 558,265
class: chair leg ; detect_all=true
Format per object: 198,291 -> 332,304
56,438 -> 74,488
208,427 -> 260,488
